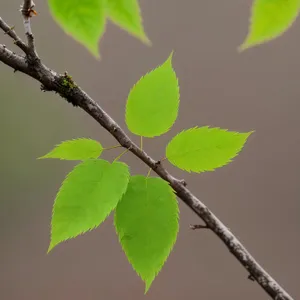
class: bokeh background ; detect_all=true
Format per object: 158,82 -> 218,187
0,1 -> 299,299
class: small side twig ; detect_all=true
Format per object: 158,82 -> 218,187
20,0 -> 37,54
20,0 -> 36,35
190,224 -> 208,230
178,179 -> 187,186
0,44 -> 28,72
0,17 -> 28,53
248,274 -> 256,281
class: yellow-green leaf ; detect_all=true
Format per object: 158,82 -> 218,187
240,0 -> 300,50
49,159 -> 130,252
48,0 -> 106,58
166,127 -> 253,173
115,176 -> 179,292
126,52 -> 180,137
39,138 -> 103,160
106,0 -> 150,44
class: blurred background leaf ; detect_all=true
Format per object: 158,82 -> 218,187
240,0 -> 300,50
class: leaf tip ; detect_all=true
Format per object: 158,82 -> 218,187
140,34 -> 152,46
144,279 -> 153,294
95,52 -> 102,61
37,155 -> 46,160
90,45 -> 101,60
238,36 -> 257,52
246,130 -> 255,138
167,50 -> 175,63
37,153 -> 56,160
237,42 -> 248,53
47,241 -> 55,254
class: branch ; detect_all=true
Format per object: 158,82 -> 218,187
0,15 -> 294,300
21,0 -> 33,14
0,17 -> 28,53
20,0 -> 36,35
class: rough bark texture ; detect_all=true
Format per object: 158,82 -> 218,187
0,6 -> 294,300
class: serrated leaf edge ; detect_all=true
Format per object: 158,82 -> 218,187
48,159 -> 130,252
166,126 -> 254,173
38,138 -> 103,160
106,1 -> 151,45
48,1 -> 107,58
114,176 -> 179,292
125,52 -> 180,138
239,1 -> 300,51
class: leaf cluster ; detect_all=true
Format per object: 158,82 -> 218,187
41,54 -> 252,291
40,0 -> 300,293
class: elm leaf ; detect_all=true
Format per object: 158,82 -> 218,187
115,175 -> 179,292
39,138 -> 103,160
49,159 -> 130,252
166,127 -> 253,173
126,52 -> 180,137
240,0 -> 300,50
106,0 -> 150,44
48,0 -> 106,58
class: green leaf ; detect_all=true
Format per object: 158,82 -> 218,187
125,52 -> 180,137
48,0 -> 106,58
39,138 -> 103,160
239,0 -> 300,50
166,127 -> 253,173
49,159 -> 130,252
106,0 -> 150,44
115,175 -> 179,292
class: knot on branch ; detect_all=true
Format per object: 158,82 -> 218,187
189,224 -> 208,230
55,72 -> 79,106
177,179 -> 187,186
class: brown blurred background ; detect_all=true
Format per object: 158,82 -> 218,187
0,0 -> 299,299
